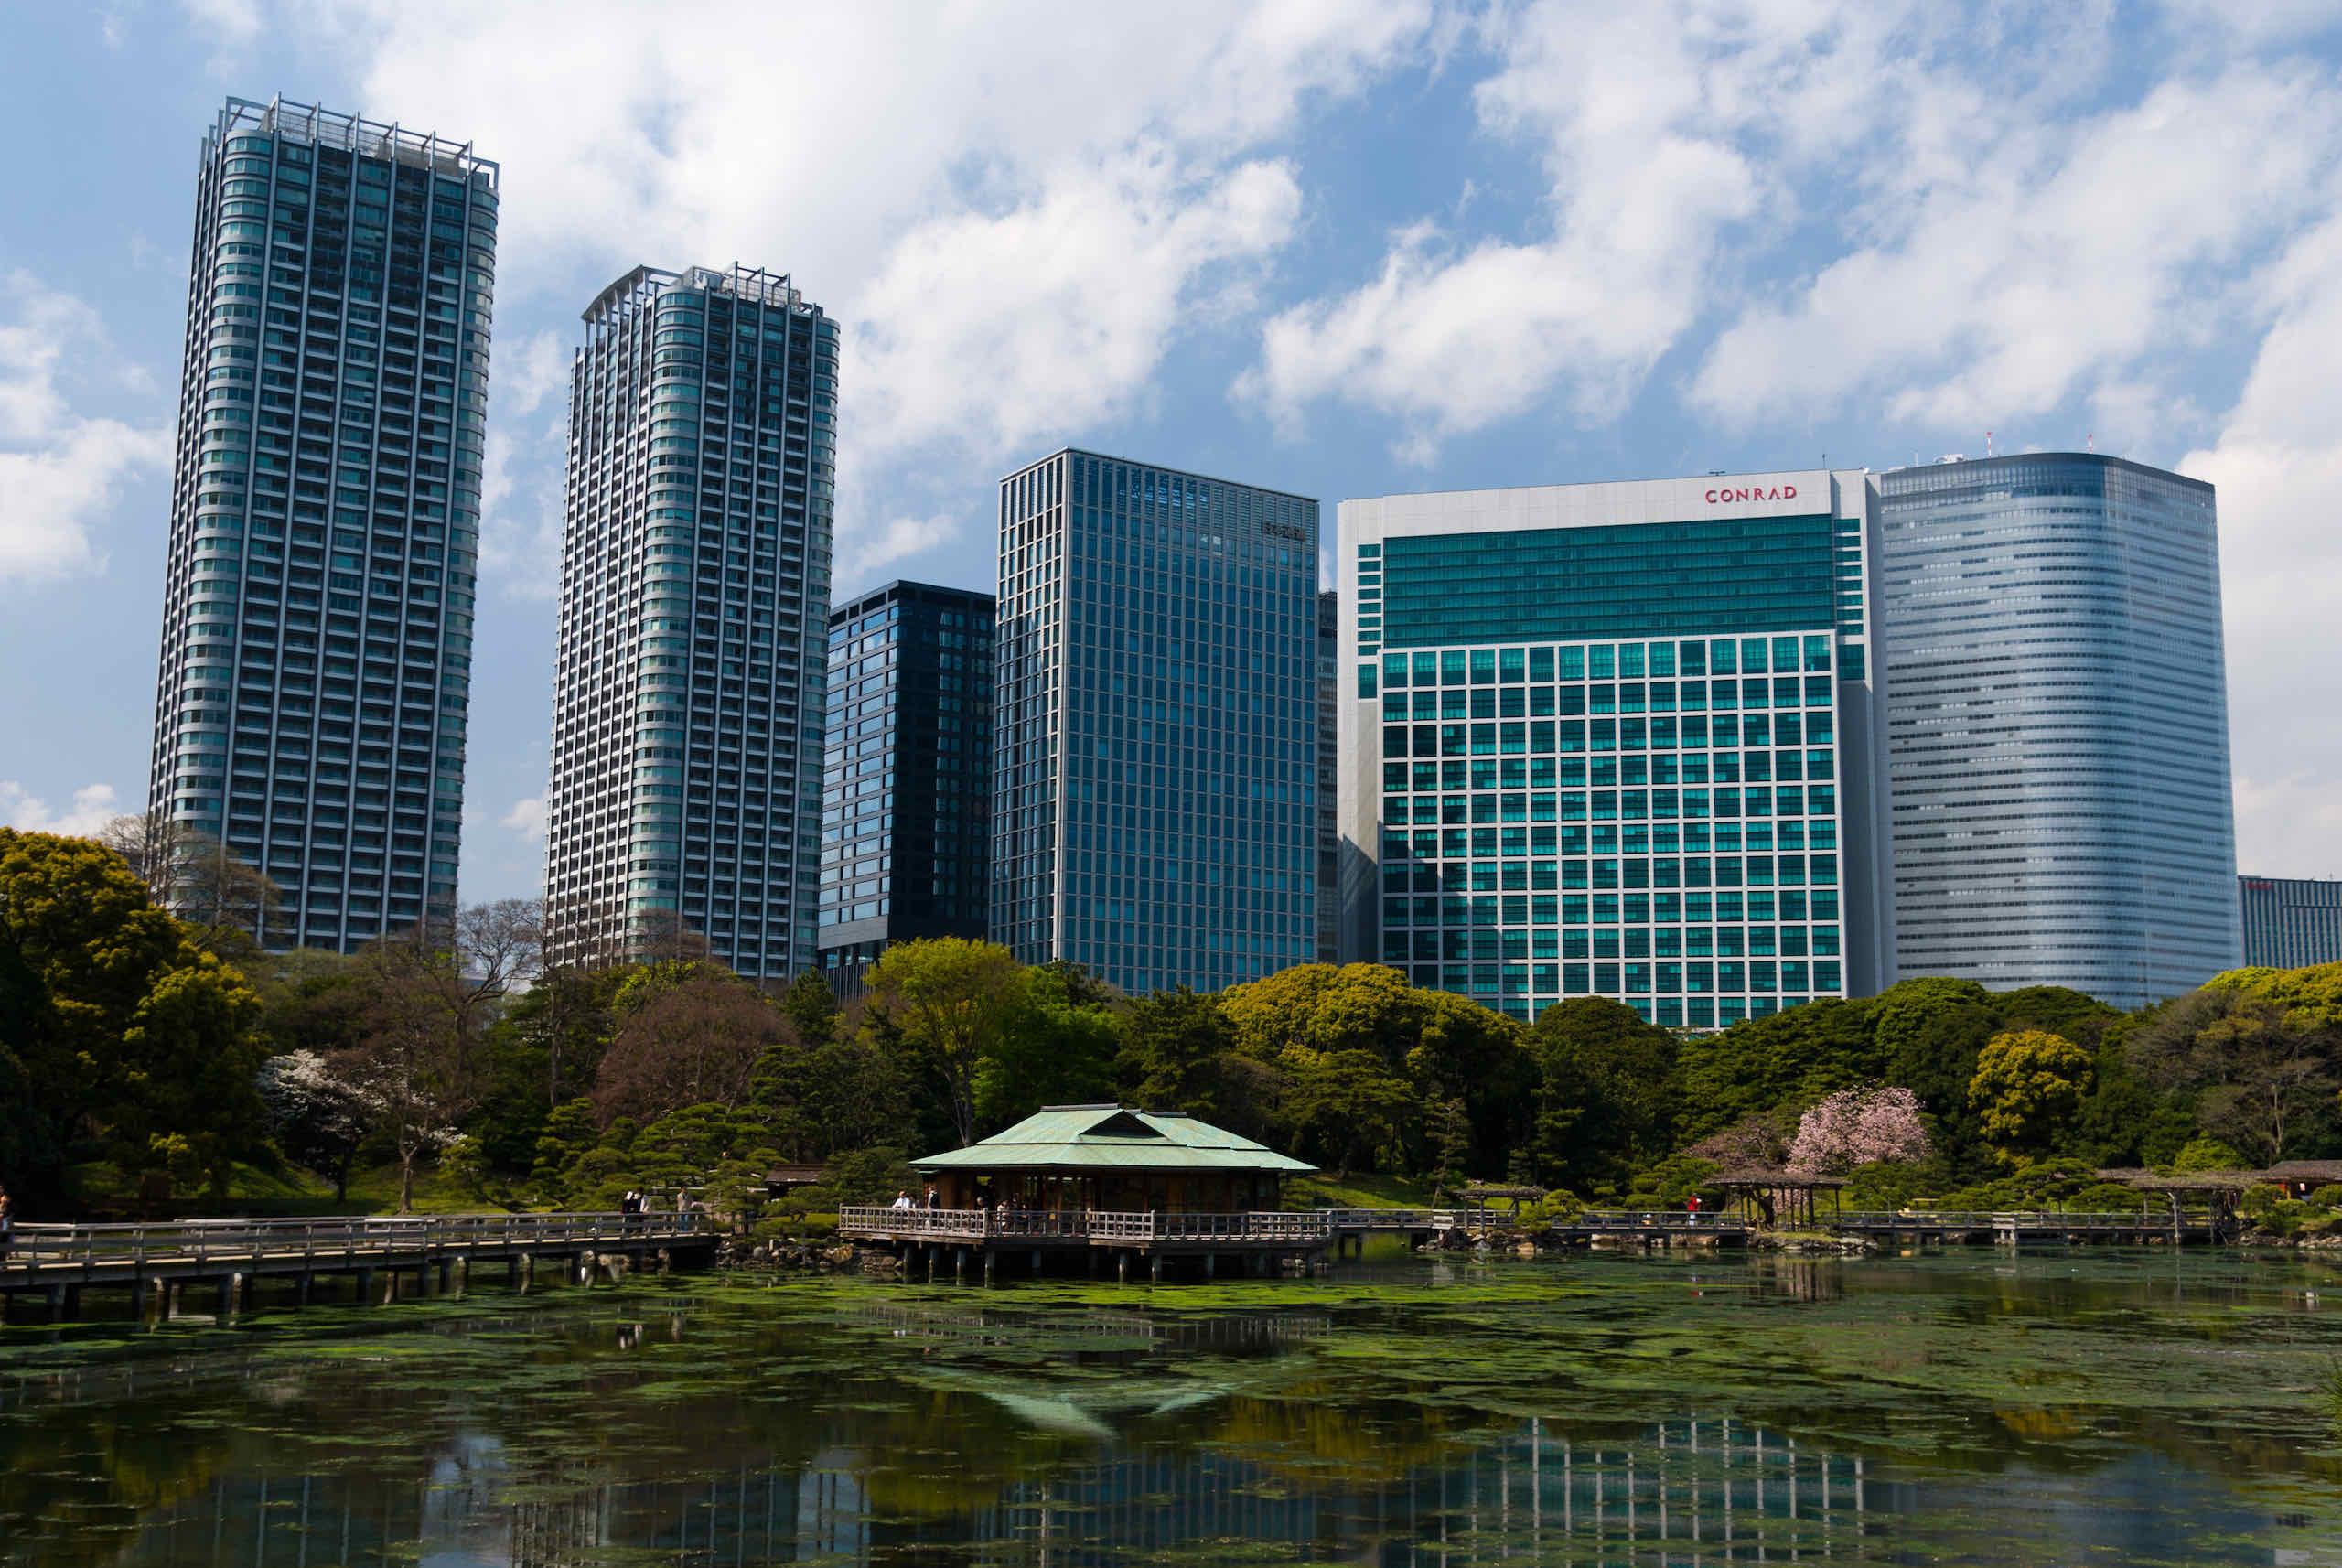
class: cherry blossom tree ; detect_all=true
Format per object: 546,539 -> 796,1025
1787,1085 -> 1932,1176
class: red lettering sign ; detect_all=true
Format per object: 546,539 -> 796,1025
1703,484 -> 1799,504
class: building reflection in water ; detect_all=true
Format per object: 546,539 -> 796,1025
106,1415 -> 1868,1566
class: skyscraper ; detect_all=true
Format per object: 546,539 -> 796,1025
2239,875 -> 2342,970
994,450 -> 1319,996
1336,470 -> 1891,1026
818,580 -> 996,990
1876,454 -> 2239,1006
1316,588 -> 1341,966
543,264 -> 836,979
147,97 -> 497,950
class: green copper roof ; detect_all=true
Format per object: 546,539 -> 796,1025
912,1105 -> 1316,1175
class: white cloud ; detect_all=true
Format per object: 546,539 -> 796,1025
500,329 -> 571,419
0,273 -> 170,585
2182,212 -> 2342,878
846,514 -> 964,584
0,780 -> 124,837
1241,1 -> 1943,457
1692,67 -> 2342,436
476,425 -> 566,600
854,151 -> 1303,462
277,0 -> 1433,578
501,795 -> 547,843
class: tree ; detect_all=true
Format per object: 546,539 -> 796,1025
1527,997 -> 1679,1191
1786,1085 -> 1932,1176
256,1048 -> 377,1201
97,813 -> 284,953
864,939 -> 1029,1147
0,828 -> 271,1196
344,940 -> 478,1212
748,1005 -> 914,1161
974,962 -> 1121,1129
594,967 -> 790,1126
1969,1029 -> 2095,1160
1284,1047 -> 1418,1178
1118,987 -> 1240,1116
779,970 -> 842,1047
2129,983 -> 2338,1165
471,962 -> 630,1172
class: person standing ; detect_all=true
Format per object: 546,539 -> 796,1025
0,1181 -> 12,1264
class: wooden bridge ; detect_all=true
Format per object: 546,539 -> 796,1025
0,1212 -> 717,1323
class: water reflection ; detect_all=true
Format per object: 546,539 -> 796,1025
5,1252 -> 2342,1567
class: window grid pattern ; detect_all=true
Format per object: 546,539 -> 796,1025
543,264 -> 836,979
817,582 -> 995,985
1369,632 -> 1847,1026
2239,876 -> 2342,970
993,450 -> 1319,997
1879,456 -> 2239,1007
147,96 -> 496,951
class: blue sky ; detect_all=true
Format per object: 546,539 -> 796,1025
5,1 -> 2342,905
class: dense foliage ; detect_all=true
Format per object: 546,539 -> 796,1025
11,813 -> 2342,1225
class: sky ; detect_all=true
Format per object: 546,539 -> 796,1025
4,0 -> 2341,907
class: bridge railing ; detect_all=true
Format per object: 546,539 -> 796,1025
0,1212 -> 706,1273
1834,1210 -> 2208,1230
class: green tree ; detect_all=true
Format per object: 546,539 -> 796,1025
748,1021 -> 914,1160
1969,1028 -> 2095,1160
2128,983 -> 2338,1165
864,938 -> 1029,1147
779,970 -> 843,1047
974,962 -> 1120,1130
0,828 -> 270,1197
1671,998 -> 1879,1144
1526,996 -> 1678,1192
1118,987 -> 1237,1112
1283,1047 -> 1418,1177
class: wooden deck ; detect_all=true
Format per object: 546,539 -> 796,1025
838,1208 -> 1333,1280
0,1213 -> 717,1322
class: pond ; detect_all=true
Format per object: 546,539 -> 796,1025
5,1248 -> 2341,1565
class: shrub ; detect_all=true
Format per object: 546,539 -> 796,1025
2310,1186 -> 2342,1211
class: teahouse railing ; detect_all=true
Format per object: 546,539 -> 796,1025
836,1208 -> 1330,1244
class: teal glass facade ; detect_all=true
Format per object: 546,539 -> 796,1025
1339,474 -> 1889,1025
148,97 -> 497,950
994,450 -> 1318,995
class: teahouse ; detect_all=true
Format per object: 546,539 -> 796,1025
914,1104 -> 1315,1212
840,1105 -> 1325,1283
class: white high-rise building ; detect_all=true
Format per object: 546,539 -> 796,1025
543,264 -> 837,978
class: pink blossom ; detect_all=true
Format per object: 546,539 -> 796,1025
1787,1085 -> 1932,1176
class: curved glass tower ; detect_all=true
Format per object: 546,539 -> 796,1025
1876,454 -> 2240,1005
148,97 -> 497,950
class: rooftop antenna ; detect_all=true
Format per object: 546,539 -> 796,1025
1986,430 -> 1994,457
2088,432 -> 2095,453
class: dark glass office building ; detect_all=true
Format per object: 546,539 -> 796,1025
1877,455 -> 2238,1006
817,581 -> 995,988
147,97 -> 497,950
994,450 -> 1320,995
2239,875 -> 2342,970
1337,470 -> 1891,1026
543,264 -> 836,979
